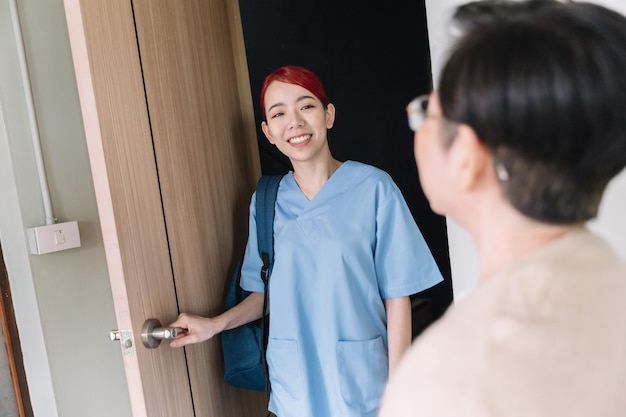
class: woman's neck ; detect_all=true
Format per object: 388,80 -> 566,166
292,157 -> 343,200
462,198 -> 581,280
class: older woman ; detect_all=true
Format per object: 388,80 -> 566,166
379,1 -> 626,416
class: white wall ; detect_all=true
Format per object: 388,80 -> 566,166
0,0 -> 131,416
424,0 -> 626,298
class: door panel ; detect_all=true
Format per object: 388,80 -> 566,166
64,0 -> 265,415
132,0 -> 265,414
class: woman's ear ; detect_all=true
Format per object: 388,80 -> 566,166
452,124 -> 493,191
261,121 -> 275,145
325,103 -> 336,129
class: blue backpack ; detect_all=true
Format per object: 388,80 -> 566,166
221,175 -> 283,393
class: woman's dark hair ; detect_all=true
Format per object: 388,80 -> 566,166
439,0 -> 626,223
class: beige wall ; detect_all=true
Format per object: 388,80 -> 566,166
0,0 -> 131,416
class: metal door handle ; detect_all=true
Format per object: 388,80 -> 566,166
141,318 -> 183,348
108,319 -> 182,350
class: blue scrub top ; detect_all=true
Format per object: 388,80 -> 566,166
241,161 -> 443,417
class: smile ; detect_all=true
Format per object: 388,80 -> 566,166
288,134 -> 311,144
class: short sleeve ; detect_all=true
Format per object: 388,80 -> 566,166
240,192 -> 265,293
375,186 -> 443,299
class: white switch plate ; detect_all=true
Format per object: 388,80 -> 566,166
27,221 -> 81,255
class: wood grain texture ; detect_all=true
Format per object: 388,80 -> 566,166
132,0 -> 265,414
65,0 -> 193,415
65,0 -> 265,415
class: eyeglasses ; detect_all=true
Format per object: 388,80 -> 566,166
406,95 -> 430,132
407,96 -> 510,181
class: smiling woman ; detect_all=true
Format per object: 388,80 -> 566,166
260,72 -> 338,190
169,65 -> 444,417
238,0 -> 454,331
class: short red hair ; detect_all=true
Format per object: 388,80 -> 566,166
259,65 -> 330,121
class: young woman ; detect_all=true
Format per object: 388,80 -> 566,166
169,65 -> 443,417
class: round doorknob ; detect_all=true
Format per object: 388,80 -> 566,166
141,318 -> 182,348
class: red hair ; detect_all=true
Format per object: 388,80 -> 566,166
259,65 -> 330,120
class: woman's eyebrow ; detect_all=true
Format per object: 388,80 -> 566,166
267,102 -> 284,112
267,95 -> 316,112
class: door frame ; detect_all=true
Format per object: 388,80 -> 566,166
0,245 -> 34,417
0,84 -> 58,416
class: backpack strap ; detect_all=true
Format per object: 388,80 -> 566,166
254,174 -> 283,397
255,174 -> 283,284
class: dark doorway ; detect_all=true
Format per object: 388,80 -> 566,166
239,0 -> 453,331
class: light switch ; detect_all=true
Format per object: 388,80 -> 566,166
27,221 -> 81,255
54,229 -> 66,244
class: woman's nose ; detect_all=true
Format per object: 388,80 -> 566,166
288,113 -> 305,128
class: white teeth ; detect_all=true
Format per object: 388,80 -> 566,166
288,134 -> 310,144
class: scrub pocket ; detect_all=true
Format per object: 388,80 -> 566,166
267,338 -> 304,402
337,336 -> 388,413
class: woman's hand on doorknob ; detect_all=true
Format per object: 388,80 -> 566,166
169,292 -> 264,348
168,313 -> 223,348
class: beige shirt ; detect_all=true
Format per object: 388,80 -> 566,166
379,228 -> 626,417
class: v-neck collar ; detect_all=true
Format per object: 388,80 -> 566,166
289,160 -> 350,203
282,160 -> 355,217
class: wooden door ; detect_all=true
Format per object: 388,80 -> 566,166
64,0 -> 266,415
